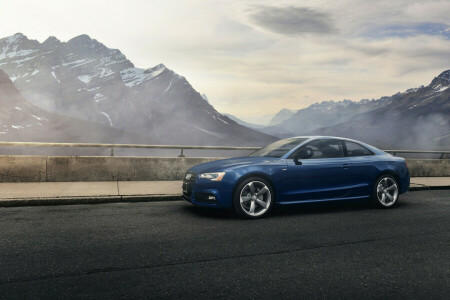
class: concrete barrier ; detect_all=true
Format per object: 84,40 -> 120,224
0,156 -> 47,182
46,156 -> 221,181
0,155 -> 448,182
406,159 -> 449,177
0,156 -> 221,182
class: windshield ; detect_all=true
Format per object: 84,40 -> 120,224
249,138 -> 308,158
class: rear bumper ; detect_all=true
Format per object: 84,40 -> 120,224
400,173 -> 410,194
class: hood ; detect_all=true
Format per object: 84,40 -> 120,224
188,156 -> 281,173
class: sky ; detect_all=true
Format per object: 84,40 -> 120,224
1,0 -> 449,123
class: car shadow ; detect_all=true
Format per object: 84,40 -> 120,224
274,199 -> 410,218
181,199 -> 410,220
182,204 -> 238,219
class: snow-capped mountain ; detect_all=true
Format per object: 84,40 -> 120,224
0,33 -> 274,146
264,98 -> 389,137
309,70 -> 450,149
265,70 -> 450,149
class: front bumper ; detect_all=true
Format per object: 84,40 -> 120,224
182,177 -> 233,209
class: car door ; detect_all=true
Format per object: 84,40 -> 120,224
343,140 -> 378,198
281,139 -> 353,202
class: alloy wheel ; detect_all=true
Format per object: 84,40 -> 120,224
376,177 -> 399,207
239,181 -> 272,217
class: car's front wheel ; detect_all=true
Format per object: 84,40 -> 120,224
372,175 -> 399,208
233,177 -> 274,219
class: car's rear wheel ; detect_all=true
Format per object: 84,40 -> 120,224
372,175 -> 399,208
233,177 -> 274,219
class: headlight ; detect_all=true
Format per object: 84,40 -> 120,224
199,172 -> 226,181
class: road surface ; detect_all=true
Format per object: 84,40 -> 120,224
0,190 -> 449,298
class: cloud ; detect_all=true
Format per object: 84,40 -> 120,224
365,22 -> 450,39
1,0 -> 449,120
247,6 -> 336,36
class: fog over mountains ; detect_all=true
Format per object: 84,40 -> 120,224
0,69 -> 148,145
0,33 -> 274,146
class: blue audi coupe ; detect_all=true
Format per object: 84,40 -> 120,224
182,136 -> 410,218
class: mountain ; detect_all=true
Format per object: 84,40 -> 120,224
223,109 -> 297,133
0,69 -> 148,146
265,99 -> 390,137
309,70 -> 450,149
268,108 -> 297,126
264,70 -> 449,149
242,113 -> 277,126
223,113 -> 266,129
0,33 -> 274,146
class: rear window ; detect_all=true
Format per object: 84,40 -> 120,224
345,141 -> 374,156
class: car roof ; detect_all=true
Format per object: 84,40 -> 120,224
281,136 -> 386,157
291,136 -> 360,142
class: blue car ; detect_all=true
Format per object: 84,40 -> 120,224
182,136 -> 410,218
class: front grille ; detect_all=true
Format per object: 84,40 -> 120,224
182,172 -> 197,198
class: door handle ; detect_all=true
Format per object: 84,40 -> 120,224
342,163 -> 351,169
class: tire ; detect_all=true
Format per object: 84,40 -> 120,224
372,174 -> 400,208
233,177 -> 274,219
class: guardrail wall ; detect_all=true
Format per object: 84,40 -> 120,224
0,156 -> 448,182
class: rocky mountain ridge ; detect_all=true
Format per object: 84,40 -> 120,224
0,33 -> 274,146
265,70 -> 450,149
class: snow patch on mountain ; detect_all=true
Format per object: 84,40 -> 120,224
31,114 -> 45,121
194,126 -> 225,138
201,94 -> 209,102
120,64 -> 166,87
51,71 -> 60,83
77,74 -> 94,84
0,49 -> 36,60
163,78 -> 175,93
100,68 -> 114,78
100,112 -> 113,126
94,93 -> 105,103
309,99 -> 355,111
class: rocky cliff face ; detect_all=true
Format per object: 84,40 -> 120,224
0,33 -> 274,146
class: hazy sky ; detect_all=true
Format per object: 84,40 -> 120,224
1,0 -> 449,122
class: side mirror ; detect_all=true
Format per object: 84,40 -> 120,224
293,149 -> 312,165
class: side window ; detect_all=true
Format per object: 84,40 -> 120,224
345,141 -> 374,157
290,139 -> 344,159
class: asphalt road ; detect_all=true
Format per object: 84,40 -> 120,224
0,190 -> 449,299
